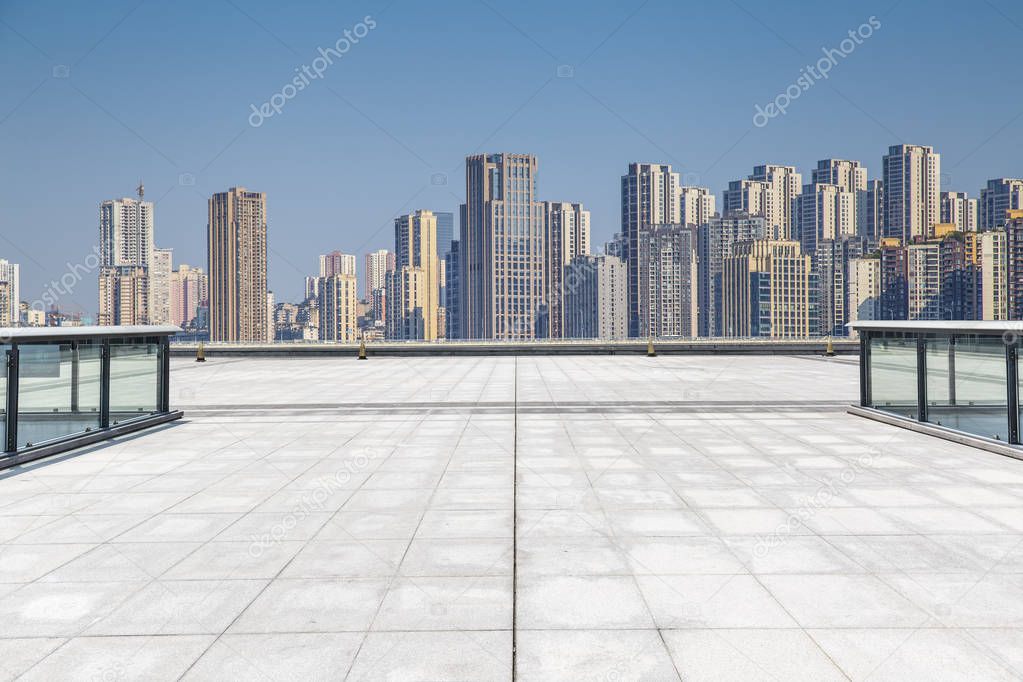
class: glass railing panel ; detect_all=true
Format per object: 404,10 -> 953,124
933,335 -> 1009,441
868,335 -> 918,418
17,342 -> 102,448
109,342 -> 159,424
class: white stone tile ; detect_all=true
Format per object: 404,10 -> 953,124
182,632 -> 363,681
19,634 -> 213,682
516,629 -> 678,682
662,629 -> 846,682
760,574 -> 929,628
229,578 -> 388,633
346,630 -> 510,682
516,576 -> 652,629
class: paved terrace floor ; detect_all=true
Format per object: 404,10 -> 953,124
2,355 -> 1023,681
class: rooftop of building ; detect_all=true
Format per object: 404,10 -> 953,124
1,354 -> 1023,680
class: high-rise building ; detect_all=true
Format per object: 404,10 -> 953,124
149,247 -> 173,325
542,202 -> 590,339
99,185 -> 154,325
637,224 -> 698,338
879,238 -> 909,320
319,251 -> 356,278
882,144 -> 941,242
795,183 -> 855,255
722,240 -> 812,338
935,226 -> 978,321
304,276 -> 320,302
847,256 -> 882,331
678,186 -> 716,227
564,254 -> 627,340
976,231 -> 1008,320
445,241 -> 460,340
170,264 -> 207,329
435,211 -> 455,256
906,241 -> 941,320
208,187 -> 268,343
696,212 -> 769,337
98,266 -> 148,326
0,259 -> 20,327
940,191 -> 978,232
863,180 -> 884,247
387,209 -> 440,340
460,153 -> 546,340
365,249 -> 393,299
813,159 -> 867,236
980,179 -> 1023,230
100,188 -> 153,269
265,291 -> 275,342
621,163 -> 681,337
1006,210 -> 1023,320
317,273 -> 358,342
724,165 -> 802,239
815,239 -> 862,337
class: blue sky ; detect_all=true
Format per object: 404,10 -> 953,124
1,0 -> 1022,313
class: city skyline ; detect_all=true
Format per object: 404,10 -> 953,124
2,1 -> 1022,308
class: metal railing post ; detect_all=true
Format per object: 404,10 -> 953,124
917,335 -> 928,423
70,342 -> 80,413
100,341 -> 110,429
5,345 -> 18,452
158,337 -> 170,412
1007,341 -> 1019,445
859,331 -> 871,407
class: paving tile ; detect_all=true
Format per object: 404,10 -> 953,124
19,634 -> 213,682
346,630 -> 511,682
516,629 -> 678,681
229,578 -> 388,633
662,629 -> 846,681
182,633 -> 363,681
516,575 -> 653,629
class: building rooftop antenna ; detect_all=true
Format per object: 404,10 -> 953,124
136,180 -> 144,200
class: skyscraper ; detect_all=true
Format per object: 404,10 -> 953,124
564,254 -> 627,340
637,224 -> 698,338
795,182 -> 855,255
317,273 -> 358,342
149,247 -> 173,325
435,211 -> 455,256
99,185 -> 154,325
543,201 -> 590,339
815,239 -> 862,337
980,178 -> 1023,230
723,164 -> 802,239
387,209 -> 440,340
319,251 -> 357,277
98,267 -> 148,326
812,158 -> 867,237
678,186 -> 716,227
621,163 -> 680,337
1006,210 -> 1023,320
460,153 -> 546,340
0,259 -> 20,327
722,240 -> 812,338
847,256 -> 882,330
940,191 -> 978,232
879,238 -> 909,320
365,249 -> 393,299
696,212 -> 768,337
882,144 -> 940,242
100,189 -> 153,270
863,180 -> 885,247
170,264 -> 207,329
207,187 -> 268,343
976,231 -> 1008,320
906,241 -> 941,320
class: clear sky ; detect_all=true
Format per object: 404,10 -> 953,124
1,0 -> 1021,314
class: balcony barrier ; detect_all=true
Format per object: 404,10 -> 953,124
0,325 -> 182,470
850,320 -> 1023,455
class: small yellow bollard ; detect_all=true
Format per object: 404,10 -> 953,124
647,337 -> 656,357
196,341 -> 206,363
825,336 -> 835,357
358,339 -> 367,360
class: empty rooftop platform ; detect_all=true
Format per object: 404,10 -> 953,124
2,354 -> 1023,680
